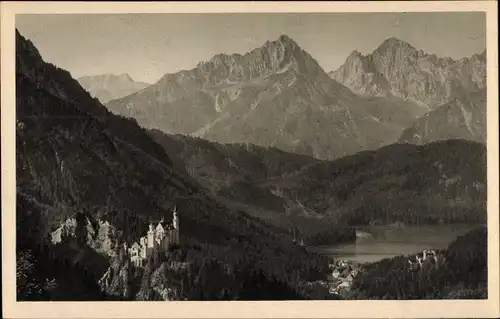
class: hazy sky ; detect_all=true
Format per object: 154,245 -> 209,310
16,12 -> 486,83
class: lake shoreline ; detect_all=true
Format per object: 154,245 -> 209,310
307,223 -> 481,264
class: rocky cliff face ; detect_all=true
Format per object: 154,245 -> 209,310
51,217 -> 118,258
107,35 -> 427,160
78,73 -> 150,103
399,89 -> 486,145
328,50 -> 391,97
330,37 -> 486,108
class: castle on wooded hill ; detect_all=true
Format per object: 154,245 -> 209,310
125,207 -> 180,267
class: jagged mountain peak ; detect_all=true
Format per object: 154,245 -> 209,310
377,37 -> 416,51
198,34 -> 303,68
475,49 -> 487,61
331,36 -> 487,108
168,33 -> 326,88
348,50 -> 363,57
277,34 -> 299,46
344,50 -> 370,66
258,34 -> 299,48
373,37 -> 424,61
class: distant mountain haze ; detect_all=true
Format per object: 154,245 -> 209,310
106,35 -> 429,160
330,37 -> 486,109
78,73 -> 150,103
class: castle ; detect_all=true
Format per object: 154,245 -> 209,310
292,227 -> 305,246
408,249 -> 440,270
126,207 -> 180,267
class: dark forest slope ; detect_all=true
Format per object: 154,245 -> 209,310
149,128 -> 487,227
263,139 -> 487,225
348,226 -> 487,299
148,130 -> 356,243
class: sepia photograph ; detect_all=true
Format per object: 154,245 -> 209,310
1,1 -> 499,318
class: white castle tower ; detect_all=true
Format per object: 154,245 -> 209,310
147,223 -> 155,255
172,206 -> 179,244
139,237 -> 147,259
173,206 -> 179,230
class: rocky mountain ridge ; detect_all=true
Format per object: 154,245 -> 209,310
399,89 -> 486,145
330,37 -> 486,108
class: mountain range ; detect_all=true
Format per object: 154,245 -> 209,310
104,35 -> 486,159
78,73 -> 150,103
106,35 -> 434,160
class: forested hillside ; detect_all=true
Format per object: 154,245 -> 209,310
149,130 -> 359,245
265,140 -> 487,225
150,128 -> 487,228
348,226 -> 487,299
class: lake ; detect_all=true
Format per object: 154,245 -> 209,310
308,224 -> 481,264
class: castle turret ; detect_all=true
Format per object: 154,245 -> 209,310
140,236 -> 148,259
155,222 -> 165,247
173,206 -> 179,230
172,206 -> 179,245
147,223 -> 155,256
